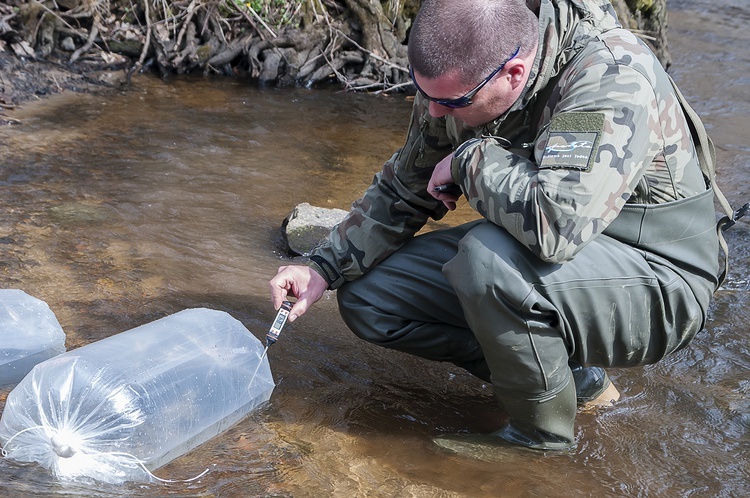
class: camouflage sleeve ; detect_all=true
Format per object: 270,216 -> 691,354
309,94 -> 454,288
451,44 -> 664,263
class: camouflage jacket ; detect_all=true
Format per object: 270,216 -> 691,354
308,0 -> 714,290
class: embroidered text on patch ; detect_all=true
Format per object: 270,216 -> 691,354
541,132 -> 599,170
539,112 -> 605,171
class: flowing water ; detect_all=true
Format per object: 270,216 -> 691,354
0,0 -> 748,495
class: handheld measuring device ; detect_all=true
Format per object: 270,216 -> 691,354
249,300 -> 294,388
266,300 -> 293,346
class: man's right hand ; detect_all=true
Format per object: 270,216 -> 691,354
269,265 -> 328,322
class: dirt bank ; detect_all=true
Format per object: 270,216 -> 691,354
0,51 -> 128,124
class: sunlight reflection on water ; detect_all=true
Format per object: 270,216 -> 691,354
1,0 -> 749,495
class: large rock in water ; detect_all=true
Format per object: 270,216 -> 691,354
282,203 -> 348,256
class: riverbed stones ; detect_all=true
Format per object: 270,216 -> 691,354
282,203 -> 348,256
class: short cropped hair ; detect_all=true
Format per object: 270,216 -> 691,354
408,0 -> 539,84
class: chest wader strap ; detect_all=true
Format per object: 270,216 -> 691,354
668,75 -> 748,286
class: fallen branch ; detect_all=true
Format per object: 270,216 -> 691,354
31,1 -> 83,36
231,1 -> 277,39
175,0 -> 198,49
0,115 -> 22,125
330,25 -> 407,74
69,18 -> 100,63
375,80 -> 413,94
128,0 -> 154,84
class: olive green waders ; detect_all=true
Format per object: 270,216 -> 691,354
337,198 -> 717,449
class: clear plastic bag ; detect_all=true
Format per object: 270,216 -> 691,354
0,289 -> 66,387
0,308 -> 274,483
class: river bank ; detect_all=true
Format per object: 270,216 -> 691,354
0,51 -> 128,124
1,0 -> 669,125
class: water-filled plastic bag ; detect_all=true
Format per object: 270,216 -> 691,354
0,308 -> 274,483
0,289 -> 66,387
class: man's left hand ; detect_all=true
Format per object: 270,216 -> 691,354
428,154 -> 461,211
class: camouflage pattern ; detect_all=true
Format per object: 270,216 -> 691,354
308,0 -> 715,289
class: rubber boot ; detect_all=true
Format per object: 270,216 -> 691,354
463,361 -> 615,404
570,362 -> 621,409
570,362 -> 609,403
494,371 -> 578,451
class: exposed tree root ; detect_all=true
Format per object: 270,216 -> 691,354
0,0 -> 413,92
0,0 -> 671,98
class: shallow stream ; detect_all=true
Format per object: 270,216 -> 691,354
0,0 -> 748,496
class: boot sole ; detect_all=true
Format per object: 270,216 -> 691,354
578,379 -> 621,412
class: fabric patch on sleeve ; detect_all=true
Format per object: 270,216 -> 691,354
540,112 -> 604,171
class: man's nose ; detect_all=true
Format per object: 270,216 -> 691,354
428,101 -> 450,118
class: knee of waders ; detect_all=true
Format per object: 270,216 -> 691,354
494,372 -> 577,451
336,281 -> 390,345
444,223 -> 528,299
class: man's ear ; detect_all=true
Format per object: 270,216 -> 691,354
505,60 -> 528,90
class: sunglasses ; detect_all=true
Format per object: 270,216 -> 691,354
409,46 -> 521,109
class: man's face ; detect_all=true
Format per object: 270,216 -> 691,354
411,67 -> 521,127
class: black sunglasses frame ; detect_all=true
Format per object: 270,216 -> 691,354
410,46 -> 521,109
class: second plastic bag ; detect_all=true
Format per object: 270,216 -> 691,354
0,308 -> 274,483
0,289 -> 66,387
